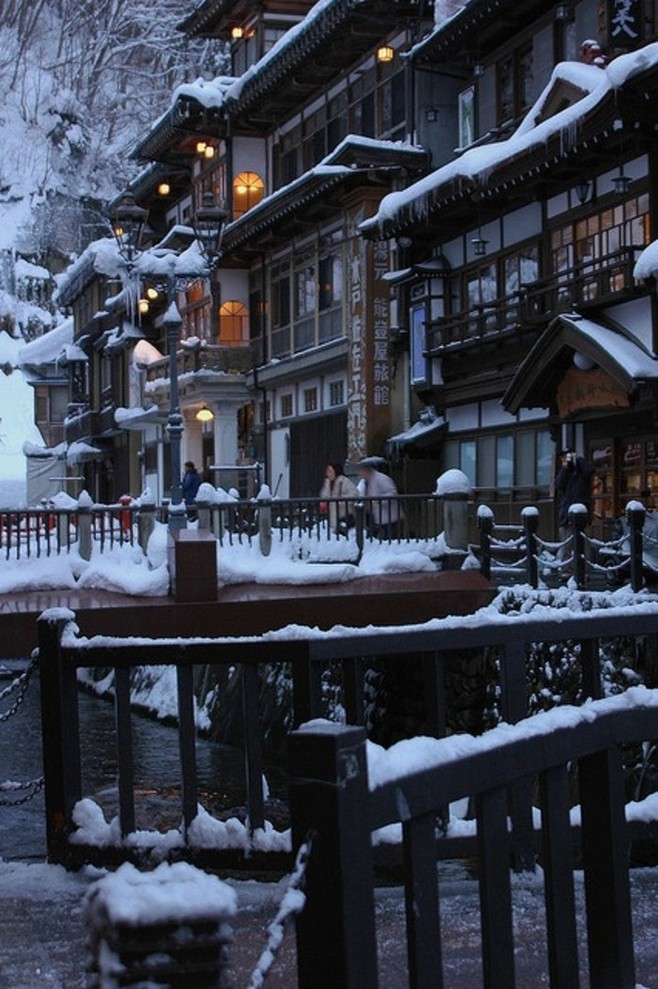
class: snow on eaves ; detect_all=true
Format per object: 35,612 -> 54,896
55,238 -> 123,305
17,317 -> 73,369
363,42 -> 658,235
171,75 -> 236,111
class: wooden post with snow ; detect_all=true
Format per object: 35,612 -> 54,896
288,723 -> 377,988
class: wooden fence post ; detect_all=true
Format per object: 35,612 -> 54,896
627,501 -> 646,593
499,641 -> 535,872
522,507 -> 539,589
579,746 -> 636,988
288,723 -> 377,989
478,506 -> 494,581
38,609 -> 82,866
570,507 -> 588,589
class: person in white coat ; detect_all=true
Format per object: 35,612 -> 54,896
319,462 -> 359,533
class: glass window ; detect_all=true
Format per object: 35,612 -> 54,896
497,435 -> 514,487
280,393 -> 293,418
219,300 -> 248,346
329,380 -> 344,406
233,172 -> 265,219
303,387 -> 318,413
295,265 -> 316,318
272,273 -> 290,329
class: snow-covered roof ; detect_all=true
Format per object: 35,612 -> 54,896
222,136 -> 425,254
504,312 -> 658,414
55,239 -> 123,307
17,318 -> 74,370
362,43 -> 658,237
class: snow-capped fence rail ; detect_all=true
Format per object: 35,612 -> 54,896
290,691 -> 658,989
37,607 -> 658,879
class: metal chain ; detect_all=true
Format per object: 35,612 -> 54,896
0,653 -> 39,723
0,776 -> 44,807
246,832 -> 315,989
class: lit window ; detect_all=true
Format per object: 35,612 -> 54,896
219,300 -> 248,346
233,172 -> 265,218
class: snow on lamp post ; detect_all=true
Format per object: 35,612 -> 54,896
111,190 -> 227,523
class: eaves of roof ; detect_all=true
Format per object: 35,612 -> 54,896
177,0 -> 227,35
226,0 -> 420,122
410,0 -> 549,65
221,142 -> 428,258
131,100 -> 224,163
361,80 -> 654,241
56,256 -> 98,308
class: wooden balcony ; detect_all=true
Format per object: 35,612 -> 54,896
427,248 -> 646,355
145,343 -> 254,384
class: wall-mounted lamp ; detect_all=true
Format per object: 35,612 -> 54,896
612,166 -> 631,196
231,25 -> 244,39
138,298 -> 150,315
377,45 -> 395,63
146,287 -> 159,301
204,145 -> 216,160
555,3 -> 570,21
473,62 -> 485,77
195,406 -> 214,423
575,177 -> 591,205
157,182 -> 171,196
196,141 -> 207,155
472,234 -> 488,257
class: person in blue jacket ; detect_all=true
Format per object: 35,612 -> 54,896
182,461 -> 201,506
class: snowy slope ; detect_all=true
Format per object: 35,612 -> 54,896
0,331 -> 45,506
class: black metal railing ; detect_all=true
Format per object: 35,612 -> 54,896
289,690 -> 658,988
38,607 -> 658,873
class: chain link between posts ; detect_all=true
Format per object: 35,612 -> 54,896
246,833 -> 315,989
0,652 -> 43,805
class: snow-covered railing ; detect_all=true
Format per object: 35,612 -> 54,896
197,492 -> 444,562
477,501 -> 651,592
36,605 -> 658,875
290,689 -> 658,988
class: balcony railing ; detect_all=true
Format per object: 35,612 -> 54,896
145,343 -> 254,384
427,247 -> 645,354
523,246 -> 644,323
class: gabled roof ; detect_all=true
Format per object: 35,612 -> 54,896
503,313 -> 658,413
179,0 -> 315,39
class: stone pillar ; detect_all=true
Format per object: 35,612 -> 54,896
77,490 -> 94,562
213,400 -> 240,469
436,469 -> 472,568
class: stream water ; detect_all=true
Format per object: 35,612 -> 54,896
0,659 -> 289,861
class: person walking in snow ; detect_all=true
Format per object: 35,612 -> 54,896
355,457 -> 403,539
319,462 -> 358,533
182,461 -> 201,515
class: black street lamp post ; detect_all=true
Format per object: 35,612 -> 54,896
111,191 -> 227,521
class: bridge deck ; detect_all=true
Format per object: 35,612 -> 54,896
0,570 -> 494,657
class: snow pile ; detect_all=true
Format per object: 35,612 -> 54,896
70,797 -> 291,857
84,859 -> 237,927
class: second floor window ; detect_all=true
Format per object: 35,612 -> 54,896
497,43 -> 534,125
550,192 -> 650,275
233,172 -> 265,219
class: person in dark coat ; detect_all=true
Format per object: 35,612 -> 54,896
182,461 -> 202,506
555,449 -> 594,577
